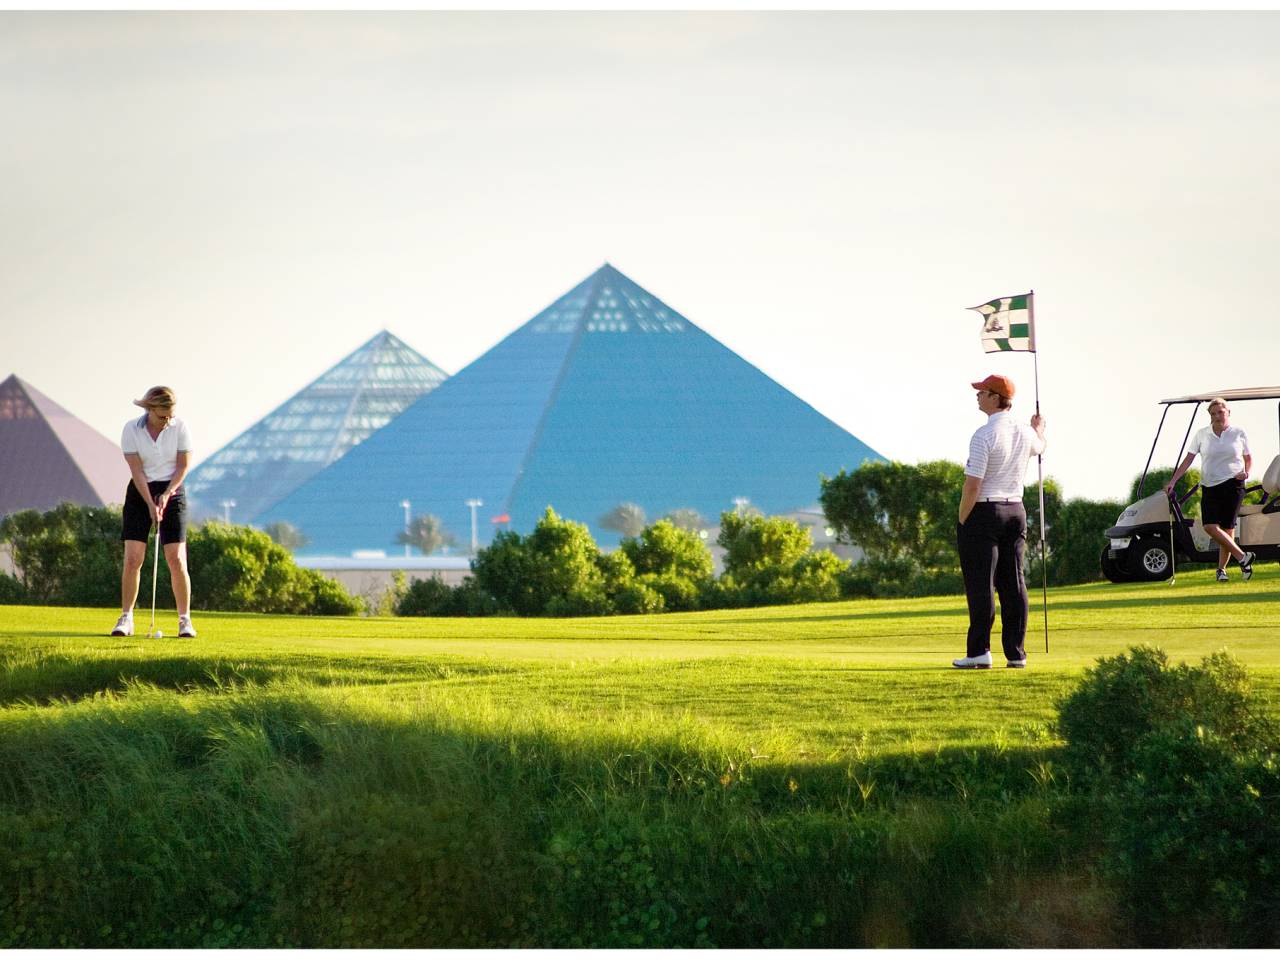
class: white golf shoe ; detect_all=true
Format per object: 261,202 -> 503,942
1240,551 -> 1256,582
110,613 -> 133,637
952,651 -> 993,669
178,615 -> 197,638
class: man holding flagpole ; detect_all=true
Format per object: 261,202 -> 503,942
953,374 -> 1046,669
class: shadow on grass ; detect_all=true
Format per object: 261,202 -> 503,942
0,651 -> 518,707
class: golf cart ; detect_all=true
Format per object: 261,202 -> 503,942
1102,386 -> 1280,582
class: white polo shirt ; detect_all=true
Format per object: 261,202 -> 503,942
121,415 -> 193,483
965,410 -> 1045,500
1188,425 -> 1250,487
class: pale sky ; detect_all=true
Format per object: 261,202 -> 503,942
4,11 -> 1279,504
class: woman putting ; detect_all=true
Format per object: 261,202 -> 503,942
110,386 -> 198,638
1166,396 -> 1256,582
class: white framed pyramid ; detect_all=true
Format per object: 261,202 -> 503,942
185,330 -> 448,523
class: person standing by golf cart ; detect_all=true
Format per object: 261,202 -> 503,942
952,375 -> 1046,670
110,386 -> 198,638
1165,396 -> 1256,582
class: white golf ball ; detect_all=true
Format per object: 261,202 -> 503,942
155,630 -> 164,638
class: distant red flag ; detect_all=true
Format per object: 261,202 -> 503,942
490,513 -> 510,524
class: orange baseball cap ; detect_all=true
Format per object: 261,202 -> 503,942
971,374 -> 1015,399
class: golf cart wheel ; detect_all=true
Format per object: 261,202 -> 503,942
1128,538 -> 1173,581
1100,545 -> 1134,583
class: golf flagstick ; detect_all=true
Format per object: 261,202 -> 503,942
1033,332 -> 1048,655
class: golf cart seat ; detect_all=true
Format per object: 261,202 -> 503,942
1238,454 -> 1280,516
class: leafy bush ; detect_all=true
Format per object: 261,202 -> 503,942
182,522 -> 359,615
638,573 -> 702,612
1106,723 -> 1280,946
620,521 -> 713,582
1056,646 -> 1275,777
610,581 -> 665,615
716,513 -> 848,606
398,576 -> 458,616
397,576 -> 502,618
0,572 -> 27,603
820,460 -> 964,568
1056,647 -> 1280,945
718,511 -> 812,577
473,509 -> 647,617
1035,497 -> 1126,586
0,503 -> 122,606
472,510 -> 610,616
838,559 -> 964,599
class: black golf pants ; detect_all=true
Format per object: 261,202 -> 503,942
957,501 -> 1028,662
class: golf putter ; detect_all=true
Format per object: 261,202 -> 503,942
1168,493 -> 1177,587
148,521 -> 163,638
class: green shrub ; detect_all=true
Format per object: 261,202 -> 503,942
1056,647 -> 1276,777
1056,647 -> 1280,946
295,568 -> 363,616
182,522 -> 360,615
398,576 -> 458,616
397,577 -> 500,617
819,460 -> 965,568
718,511 -> 812,578
715,514 -> 847,607
839,559 -> 964,599
473,509 -> 644,617
1037,497 -> 1126,586
611,581 -> 665,615
1105,723 -> 1280,946
638,573 -> 702,612
0,504 -> 122,606
620,521 -> 713,581
0,572 -> 27,603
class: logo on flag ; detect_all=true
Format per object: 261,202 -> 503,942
968,293 -> 1035,353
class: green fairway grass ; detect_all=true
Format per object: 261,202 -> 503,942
1,563 -> 1278,947
4,564 -> 1278,748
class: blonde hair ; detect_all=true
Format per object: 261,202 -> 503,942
133,385 -> 176,409
1207,396 -> 1229,414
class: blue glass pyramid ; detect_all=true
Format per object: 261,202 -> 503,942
259,265 -> 883,554
185,330 -> 448,524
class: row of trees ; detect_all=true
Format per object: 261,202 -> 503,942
1,461 -> 1217,617
398,508 -> 846,617
817,460 -> 1207,595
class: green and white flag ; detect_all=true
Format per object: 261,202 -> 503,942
968,292 -> 1035,353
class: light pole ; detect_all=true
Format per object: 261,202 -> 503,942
221,499 -> 236,524
400,500 -> 411,557
465,498 -> 483,555
733,496 -> 750,516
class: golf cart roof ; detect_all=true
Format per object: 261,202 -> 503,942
1159,386 -> 1280,404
